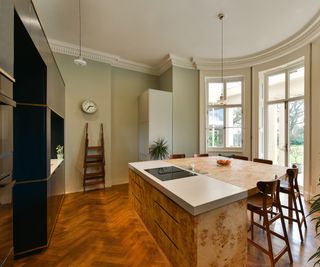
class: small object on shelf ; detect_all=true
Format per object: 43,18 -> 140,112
217,159 -> 231,166
56,145 -> 64,159
81,100 -> 97,114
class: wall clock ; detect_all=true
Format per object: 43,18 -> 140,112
81,100 -> 97,114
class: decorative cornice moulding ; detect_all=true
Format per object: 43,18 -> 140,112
49,11 -> 320,75
194,10 -> 320,70
49,39 -> 159,75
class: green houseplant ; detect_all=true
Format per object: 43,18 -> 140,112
310,188 -> 320,266
149,138 -> 169,160
56,145 -> 64,159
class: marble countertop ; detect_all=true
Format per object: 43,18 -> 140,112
50,159 -> 64,175
169,156 -> 288,196
129,160 -> 248,216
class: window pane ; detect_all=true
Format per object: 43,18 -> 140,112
226,128 -> 242,148
267,103 -> 285,165
289,67 -> 304,98
268,73 -> 285,101
226,81 -> 241,104
208,82 -> 223,104
208,128 -> 224,148
226,107 -> 241,127
208,108 -> 224,127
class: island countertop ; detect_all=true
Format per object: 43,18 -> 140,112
129,160 -> 247,216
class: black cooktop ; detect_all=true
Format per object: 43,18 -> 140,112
145,166 -> 197,181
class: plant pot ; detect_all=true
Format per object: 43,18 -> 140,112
57,154 -> 64,160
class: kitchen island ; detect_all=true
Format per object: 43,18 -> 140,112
128,157 -> 287,267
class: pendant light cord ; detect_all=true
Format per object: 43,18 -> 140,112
221,15 -> 224,84
78,0 -> 82,57
219,13 -> 224,85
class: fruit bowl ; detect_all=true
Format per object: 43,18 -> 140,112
217,159 -> 231,167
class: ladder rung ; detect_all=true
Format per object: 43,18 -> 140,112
84,172 -> 104,178
85,162 -> 104,167
88,146 -> 103,150
84,180 -> 105,186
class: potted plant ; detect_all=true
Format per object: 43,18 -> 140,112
309,187 -> 320,266
56,145 -> 64,160
149,138 -> 169,160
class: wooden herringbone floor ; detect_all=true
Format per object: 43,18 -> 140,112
14,184 -> 319,267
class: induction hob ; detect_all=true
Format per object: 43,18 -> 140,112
145,166 -> 197,181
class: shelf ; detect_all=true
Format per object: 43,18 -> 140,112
50,159 -> 64,175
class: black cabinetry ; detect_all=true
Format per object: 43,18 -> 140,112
12,0 -> 65,257
0,0 -> 15,266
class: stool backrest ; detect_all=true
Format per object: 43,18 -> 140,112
194,153 -> 209,157
232,155 -> 249,161
253,158 -> 273,165
257,180 -> 280,209
169,154 -> 186,159
286,167 -> 299,189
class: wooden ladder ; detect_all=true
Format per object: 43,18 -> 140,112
83,123 -> 105,192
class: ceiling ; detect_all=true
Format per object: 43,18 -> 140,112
32,0 -> 320,67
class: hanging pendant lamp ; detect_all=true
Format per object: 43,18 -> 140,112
74,0 -> 87,66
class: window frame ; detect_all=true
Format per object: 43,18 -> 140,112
262,62 -> 305,163
205,76 -> 244,152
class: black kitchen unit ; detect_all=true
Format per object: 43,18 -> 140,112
11,0 -> 66,258
0,0 -> 15,265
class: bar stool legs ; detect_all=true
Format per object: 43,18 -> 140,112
247,180 -> 293,266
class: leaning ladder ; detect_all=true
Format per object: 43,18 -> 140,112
83,123 -> 105,192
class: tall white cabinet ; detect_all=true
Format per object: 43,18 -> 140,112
139,89 -> 172,161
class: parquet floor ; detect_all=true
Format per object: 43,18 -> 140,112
14,184 -> 319,267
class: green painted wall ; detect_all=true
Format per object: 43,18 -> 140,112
54,53 -> 112,193
172,66 -> 199,157
159,67 -> 173,92
54,53 -> 159,191
111,67 -> 159,184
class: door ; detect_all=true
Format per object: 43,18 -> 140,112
265,65 -> 305,187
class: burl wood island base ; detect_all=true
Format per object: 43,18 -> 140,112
128,163 -> 248,267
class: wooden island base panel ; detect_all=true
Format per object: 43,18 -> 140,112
128,169 -> 247,267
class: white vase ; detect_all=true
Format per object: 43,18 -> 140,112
57,154 -> 64,160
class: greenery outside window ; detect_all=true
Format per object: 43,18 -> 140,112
206,77 -> 243,151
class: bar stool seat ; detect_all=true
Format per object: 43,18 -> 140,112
247,180 -> 293,267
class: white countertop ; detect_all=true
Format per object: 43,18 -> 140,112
129,160 -> 247,216
50,159 -> 64,175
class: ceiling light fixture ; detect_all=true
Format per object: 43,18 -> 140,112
216,13 -> 225,105
74,0 -> 87,66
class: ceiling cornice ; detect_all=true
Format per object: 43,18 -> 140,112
49,39 -> 159,75
193,10 -> 320,70
49,11 -> 320,75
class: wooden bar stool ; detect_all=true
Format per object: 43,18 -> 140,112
253,158 -> 273,165
169,153 -> 185,159
194,153 -> 209,157
280,166 -> 307,242
232,155 -> 249,161
247,180 -> 293,267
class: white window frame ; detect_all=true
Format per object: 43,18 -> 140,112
205,76 -> 244,152
261,61 -> 304,163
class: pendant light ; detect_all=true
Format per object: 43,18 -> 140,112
74,0 -> 87,66
216,13 -> 225,105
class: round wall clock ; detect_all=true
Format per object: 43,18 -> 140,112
81,100 -> 97,114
